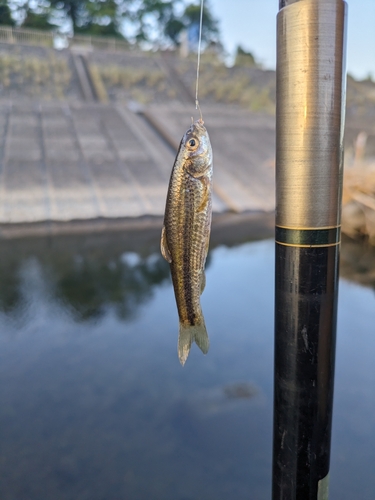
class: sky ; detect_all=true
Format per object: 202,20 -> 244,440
209,0 -> 375,80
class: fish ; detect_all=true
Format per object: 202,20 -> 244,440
161,119 -> 213,366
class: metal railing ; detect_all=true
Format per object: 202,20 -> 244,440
70,34 -> 129,52
0,26 -> 54,47
0,26 -> 130,52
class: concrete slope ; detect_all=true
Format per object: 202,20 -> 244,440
0,100 -> 275,225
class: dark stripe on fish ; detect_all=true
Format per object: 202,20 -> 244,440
183,178 -> 196,326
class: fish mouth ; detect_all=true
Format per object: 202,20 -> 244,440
189,119 -> 206,136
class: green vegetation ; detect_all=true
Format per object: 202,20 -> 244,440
6,1 -> 220,49
183,3 -> 218,43
96,64 -> 169,103
0,53 -> 71,99
22,10 -> 56,30
8,0 -> 125,37
346,74 -> 375,117
98,65 -> 165,89
199,75 -> 274,112
234,46 -> 258,68
0,4 -> 16,26
176,61 -> 275,112
88,64 -> 109,102
130,0 -> 220,47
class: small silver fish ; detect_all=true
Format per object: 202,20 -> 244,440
161,119 -> 213,365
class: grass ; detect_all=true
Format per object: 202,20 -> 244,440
97,65 -> 165,90
177,59 -> 275,114
0,53 -> 72,99
87,64 -> 108,103
94,64 -> 169,104
342,160 -> 375,244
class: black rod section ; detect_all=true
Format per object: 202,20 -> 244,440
273,0 -> 347,498
274,245 -> 339,498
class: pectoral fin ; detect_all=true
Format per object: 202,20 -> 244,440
161,226 -> 172,263
197,176 -> 210,213
200,270 -> 206,294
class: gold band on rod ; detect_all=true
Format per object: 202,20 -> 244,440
276,241 -> 341,248
275,225 -> 341,247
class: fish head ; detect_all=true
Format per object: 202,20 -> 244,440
182,120 -> 212,175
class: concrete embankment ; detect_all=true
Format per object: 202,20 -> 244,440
0,100 -> 276,236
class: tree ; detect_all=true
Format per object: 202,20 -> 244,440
55,0 -> 128,37
48,0 -> 85,31
234,45 -> 257,67
13,0 -> 127,37
0,4 -> 16,26
126,0 -> 220,48
21,1 -> 59,31
127,0 -> 176,44
22,9 -> 55,29
164,16 -> 184,45
71,0 -> 124,37
7,0 -> 220,47
182,3 -> 219,44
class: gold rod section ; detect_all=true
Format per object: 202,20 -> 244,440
276,0 -> 347,229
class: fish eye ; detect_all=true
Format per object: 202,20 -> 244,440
187,138 -> 199,150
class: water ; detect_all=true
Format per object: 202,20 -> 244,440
0,228 -> 374,500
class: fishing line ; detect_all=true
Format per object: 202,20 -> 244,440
195,0 -> 204,121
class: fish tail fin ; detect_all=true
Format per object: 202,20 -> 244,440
178,321 -> 210,366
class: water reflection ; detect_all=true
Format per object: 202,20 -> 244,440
0,259 -> 21,314
0,230 -> 173,323
340,234 -> 375,290
54,251 -> 171,322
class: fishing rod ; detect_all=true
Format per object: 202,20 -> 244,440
273,0 -> 347,498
